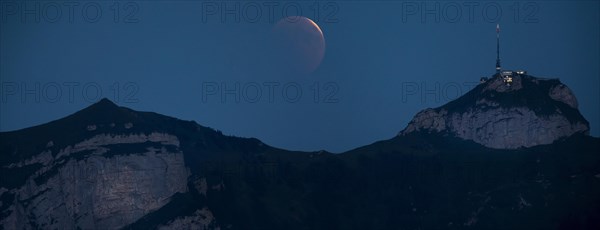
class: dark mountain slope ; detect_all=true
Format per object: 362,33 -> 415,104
1,92 -> 599,229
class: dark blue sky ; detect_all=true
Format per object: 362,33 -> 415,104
1,1 -> 598,152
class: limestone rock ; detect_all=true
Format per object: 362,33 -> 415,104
0,133 -> 189,229
400,75 -> 590,149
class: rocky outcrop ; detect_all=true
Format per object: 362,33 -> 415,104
549,84 -> 578,109
400,74 -> 590,149
158,207 -> 219,230
0,133 -> 189,229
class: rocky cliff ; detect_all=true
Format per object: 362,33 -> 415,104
0,99 -> 228,230
1,134 -> 189,229
400,74 -> 590,149
0,133 -> 189,229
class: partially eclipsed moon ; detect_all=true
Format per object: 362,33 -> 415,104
273,16 -> 326,74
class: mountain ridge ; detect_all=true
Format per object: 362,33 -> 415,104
1,76 -> 599,229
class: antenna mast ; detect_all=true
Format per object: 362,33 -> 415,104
495,24 -> 501,74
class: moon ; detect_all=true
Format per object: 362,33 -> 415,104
272,16 -> 326,74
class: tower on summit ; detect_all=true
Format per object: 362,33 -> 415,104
495,24 -> 501,74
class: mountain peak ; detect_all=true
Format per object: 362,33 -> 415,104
87,98 -> 119,110
67,98 -> 128,122
56,97 -> 145,130
400,73 -> 590,149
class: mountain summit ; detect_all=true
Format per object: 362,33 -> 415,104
400,73 -> 590,149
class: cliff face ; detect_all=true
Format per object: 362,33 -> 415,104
0,99 -> 230,229
400,74 -> 590,149
0,132 -> 189,229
